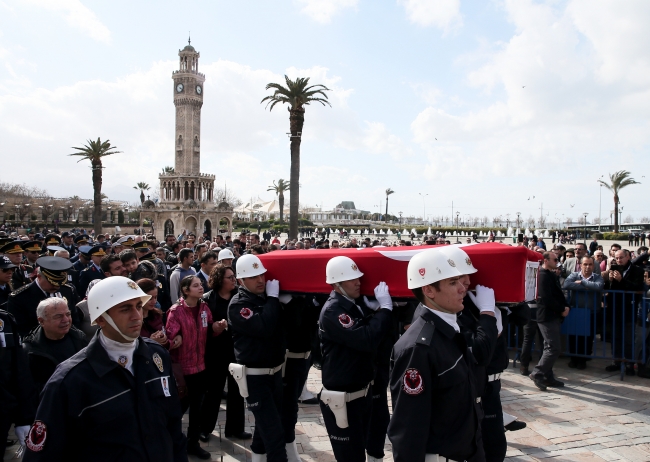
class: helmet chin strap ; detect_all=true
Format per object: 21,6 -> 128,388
334,283 -> 353,302
101,313 -> 138,342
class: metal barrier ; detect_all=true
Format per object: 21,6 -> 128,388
507,289 -> 648,380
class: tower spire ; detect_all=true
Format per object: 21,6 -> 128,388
188,33 -> 191,46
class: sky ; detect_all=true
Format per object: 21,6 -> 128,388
1,0 -> 649,225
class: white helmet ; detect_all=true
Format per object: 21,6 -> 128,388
87,276 -> 151,326
236,254 -> 267,279
407,248 -> 463,289
439,246 -> 477,276
326,256 -> 364,284
217,248 -> 234,262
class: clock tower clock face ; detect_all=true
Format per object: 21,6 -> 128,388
196,85 -> 202,95
176,83 -> 184,93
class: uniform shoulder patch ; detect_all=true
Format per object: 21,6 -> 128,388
338,313 -> 354,328
403,368 -> 424,395
26,420 -> 47,452
240,307 -> 253,319
416,322 -> 435,346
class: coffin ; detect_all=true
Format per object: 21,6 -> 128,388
258,243 -> 542,303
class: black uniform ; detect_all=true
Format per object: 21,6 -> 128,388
7,281 -> 81,337
60,243 -> 78,258
23,334 -> 187,462
77,264 -> 105,297
0,283 -> 12,306
12,263 -> 34,290
228,286 -> 286,461
0,309 -> 38,457
318,291 -> 392,462
388,305 -> 485,462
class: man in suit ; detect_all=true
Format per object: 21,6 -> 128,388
603,249 -> 645,375
530,251 -> 570,391
196,251 -> 218,292
563,243 -> 601,279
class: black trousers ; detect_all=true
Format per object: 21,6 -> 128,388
320,392 -> 372,462
366,376 -> 390,459
248,372 -> 287,462
0,415 -> 11,458
200,357 -> 246,436
281,356 -> 310,443
183,370 -> 209,445
520,319 -> 542,368
482,380 -> 506,462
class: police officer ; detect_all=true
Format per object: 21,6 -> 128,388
42,234 -> 61,251
0,241 -> 33,290
21,241 -> 43,269
388,248 -> 486,461
7,257 -> 80,337
78,245 -> 107,296
69,234 -> 90,264
23,276 -> 187,461
0,256 -> 16,306
60,232 -> 78,258
72,245 -> 91,272
227,254 -> 286,462
319,256 -> 393,462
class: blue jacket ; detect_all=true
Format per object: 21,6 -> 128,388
562,271 -> 604,310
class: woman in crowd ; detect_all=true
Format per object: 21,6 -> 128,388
136,278 -> 171,347
199,264 -> 251,441
166,275 -> 228,460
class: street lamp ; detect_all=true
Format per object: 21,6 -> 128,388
456,211 -> 460,243
399,211 -> 403,226
418,193 -> 428,225
583,212 -> 589,244
598,175 -> 604,232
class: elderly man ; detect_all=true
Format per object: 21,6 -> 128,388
23,298 -> 88,394
562,256 -> 604,370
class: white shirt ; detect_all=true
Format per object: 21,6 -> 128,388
99,331 -> 137,375
425,306 -> 460,333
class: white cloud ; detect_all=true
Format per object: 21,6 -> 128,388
295,0 -> 358,23
24,0 -> 111,43
398,0 -> 462,31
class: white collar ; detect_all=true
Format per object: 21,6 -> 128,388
200,269 -> 210,280
99,331 -> 137,375
425,306 -> 460,333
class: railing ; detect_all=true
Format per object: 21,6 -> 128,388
507,289 -> 648,380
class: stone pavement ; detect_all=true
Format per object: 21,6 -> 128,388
5,355 -> 650,461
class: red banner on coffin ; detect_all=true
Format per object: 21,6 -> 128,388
258,243 -> 543,303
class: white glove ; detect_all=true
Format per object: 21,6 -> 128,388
467,285 -> 495,314
266,279 -> 280,298
494,306 -> 503,335
373,282 -> 393,311
363,296 -> 380,311
15,425 -> 30,444
278,294 -> 292,304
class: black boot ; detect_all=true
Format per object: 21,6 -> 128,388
187,442 -> 211,460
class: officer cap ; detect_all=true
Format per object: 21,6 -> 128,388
61,231 -> 71,238
133,240 -> 154,252
139,250 -> 156,262
88,245 -> 107,257
37,256 -> 72,287
78,245 -> 93,256
0,237 -> 14,247
47,245 -> 66,255
0,256 -> 17,270
117,236 -> 135,247
21,241 -> 43,253
74,235 -> 90,245
34,233 -> 44,240
44,234 -> 61,246
0,241 -> 25,254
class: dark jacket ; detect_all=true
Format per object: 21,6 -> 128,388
319,291 -> 392,392
536,268 -> 568,323
203,289 -> 236,366
23,325 -> 88,394
23,334 -> 187,462
228,287 -> 286,369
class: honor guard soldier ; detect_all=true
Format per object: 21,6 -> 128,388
227,254 -> 286,462
23,276 -> 187,462
7,257 -> 81,337
60,232 -> 77,258
388,248 -> 486,462
0,256 -> 17,306
0,241 -> 33,290
318,256 -> 393,462
77,245 -> 107,296
0,308 -> 38,457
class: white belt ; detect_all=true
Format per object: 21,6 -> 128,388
246,364 -> 283,375
286,351 -> 311,359
343,385 -> 370,402
425,455 -> 460,462
320,384 -> 370,429
487,373 -> 501,382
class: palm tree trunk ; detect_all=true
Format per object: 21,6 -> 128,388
92,161 -> 103,235
279,192 -> 284,223
288,107 -> 305,240
614,195 -> 619,233
385,196 -> 389,222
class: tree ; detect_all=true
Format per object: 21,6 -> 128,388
267,179 -> 290,223
161,166 -> 174,174
134,182 -> 150,204
261,75 -> 331,239
69,138 -> 121,235
384,188 -> 394,222
598,170 -> 640,233
624,214 -> 634,224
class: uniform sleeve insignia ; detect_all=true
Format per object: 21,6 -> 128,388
403,368 -> 424,395
26,420 -> 47,452
447,259 -> 456,267
338,313 -> 354,328
240,307 -> 253,319
153,353 -> 164,372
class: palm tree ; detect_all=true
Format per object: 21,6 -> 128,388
134,182 -> 150,204
161,166 -> 174,174
385,188 -> 395,222
267,179 -> 290,223
598,170 -> 640,232
261,75 -> 331,238
69,138 -> 121,235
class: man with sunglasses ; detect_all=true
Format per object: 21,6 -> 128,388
529,251 -> 570,391
21,241 -> 42,268
0,241 -> 33,290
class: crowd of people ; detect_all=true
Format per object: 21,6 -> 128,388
0,226 -> 648,461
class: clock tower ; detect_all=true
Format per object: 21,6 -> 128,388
172,39 -> 205,174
